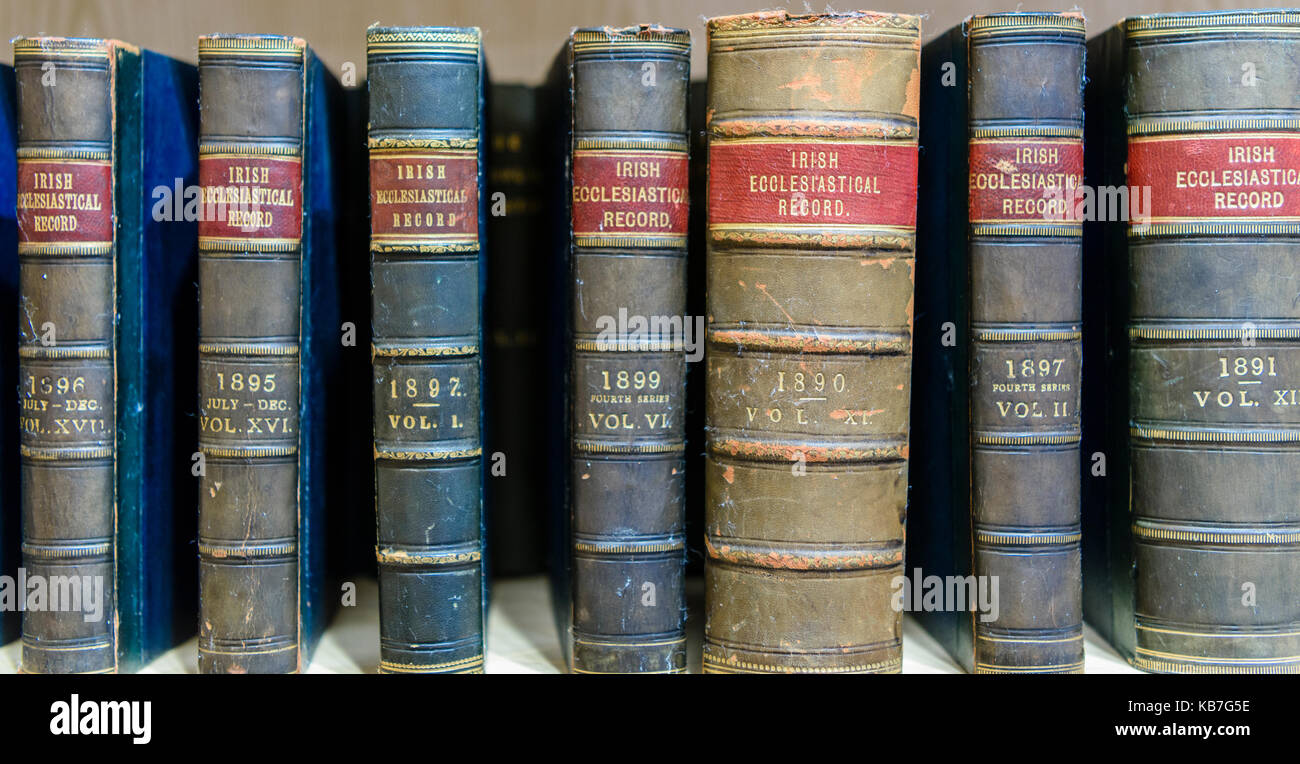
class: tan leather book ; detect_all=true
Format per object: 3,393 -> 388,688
703,10 -> 920,674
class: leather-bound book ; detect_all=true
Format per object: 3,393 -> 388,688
485,83 -> 547,577
196,34 -> 342,673
1084,10 -> 1300,674
14,38 -> 199,672
563,25 -> 690,674
911,14 -> 1086,674
367,26 -> 486,675
703,11 -> 920,674
0,63 -> 17,646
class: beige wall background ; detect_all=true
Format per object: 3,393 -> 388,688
0,0 -> 1251,82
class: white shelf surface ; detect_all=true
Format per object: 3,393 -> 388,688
1,575 -> 1138,674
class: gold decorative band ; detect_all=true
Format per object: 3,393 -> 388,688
971,224 -> 1081,238
970,126 -> 1083,139
1130,424 -> 1300,443
974,432 -> 1081,446
375,546 -> 482,565
1130,325 -> 1300,340
199,444 -> 298,458
573,539 -> 686,554
976,530 -> 1082,546
710,224 -> 913,251
368,136 -> 479,150
969,13 -> 1086,39
18,242 -> 113,257
375,446 -> 483,461
13,37 -> 112,58
22,542 -> 113,559
18,344 -> 111,359
371,241 -> 480,254
199,143 -> 302,158
575,234 -> 688,249
573,339 -> 684,352
198,541 -> 297,558
379,654 -> 484,673
572,27 -> 690,51
975,662 -> 1085,673
974,328 -> 1081,342
372,343 -> 478,357
703,654 -> 901,674
199,341 -> 299,356
17,147 -> 112,161
574,441 -> 686,455
199,237 -> 302,252
366,28 -> 480,54
198,35 -> 304,58
1128,116 -> 1300,136
20,445 -> 113,461
1133,523 -> 1300,545
1133,222 -> 1300,237
1127,11 -> 1300,39
575,136 -> 688,152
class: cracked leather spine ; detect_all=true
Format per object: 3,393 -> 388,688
368,26 -> 485,675
196,34 -> 305,674
14,37 -> 121,674
565,26 -> 690,674
1118,11 -> 1300,674
966,13 -> 1086,674
703,11 -> 920,674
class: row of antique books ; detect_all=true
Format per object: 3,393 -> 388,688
0,8 -> 1296,674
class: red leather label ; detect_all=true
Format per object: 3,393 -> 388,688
16,159 -> 113,245
370,151 -> 478,241
198,155 -> 302,242
571,150 -> 689,242
707,140 -> 917,229
968,139 -> 1083,223
1129,133 -> 1300,220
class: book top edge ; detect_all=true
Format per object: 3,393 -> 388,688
366,26 -> 481,49
571,24 -> 690,48
197,34 -> 306,59
968,12 -> 1086,38
707,10 -> 921,35
1126,9 -> 1300,35
11,36 -> 124,58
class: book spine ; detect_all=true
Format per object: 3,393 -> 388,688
1123,11 -> 1300,673
485,84 -> 547,576
367,26 -> 485,675
966,13 -> 1086,674
0,63 -> 20,645
566,26 -> 690,674
703,11 -> 920,674
196,35 -> 305,674
13,37 -> 119,674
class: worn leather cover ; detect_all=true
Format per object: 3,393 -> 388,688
197,34 -> 341,673
1087,10 -> 1300,674
703,11 -> 920,674
368,26 -> 486,674
565,25 -> 690,674
0,64 -> 16,646
964,14 -> 1086,673
14,37 -> 125,674
485,83 -> 547,577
